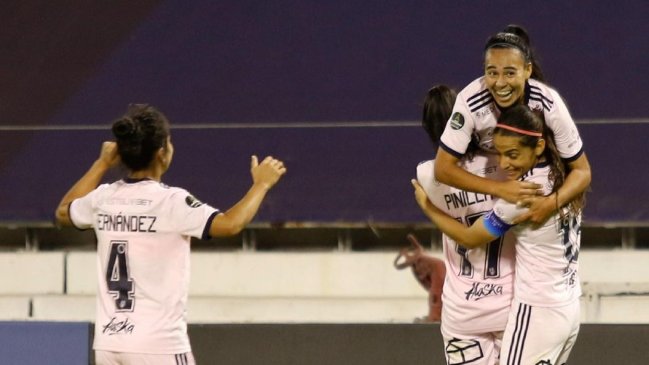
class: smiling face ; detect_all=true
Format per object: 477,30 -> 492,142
484,48 -> 532,108
493,133 -> 545,180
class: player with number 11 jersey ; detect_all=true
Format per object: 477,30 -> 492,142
417,153 -> 515,364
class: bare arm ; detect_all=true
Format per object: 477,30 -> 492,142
434,148 -> 541,203
412,179 -> 496,249
513,152 -> 591,224
209,156 -> 286,237
55,142 -> 120,226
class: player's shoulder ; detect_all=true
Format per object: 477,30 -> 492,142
416,159 -> 435,177
520,162 -> 554,194
458,77 -> 493,109
455,77 -> 496,122
161,184 -> 211,209
527,79 -> 561,113
460,153 -> 502,179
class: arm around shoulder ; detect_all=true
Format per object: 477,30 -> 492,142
411,179 -> 495,249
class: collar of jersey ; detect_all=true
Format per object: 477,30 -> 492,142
123,177 -> 154,184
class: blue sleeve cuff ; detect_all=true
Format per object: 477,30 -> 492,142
482,210 -> 513,237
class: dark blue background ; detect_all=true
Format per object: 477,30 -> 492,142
1,1 -> 647,224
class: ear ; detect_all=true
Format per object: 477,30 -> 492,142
156,147 -> 167,163
524,62 -> 533,79
535,138 -> 546,157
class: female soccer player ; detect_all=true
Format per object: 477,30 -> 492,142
55,104 -> 286,365
417,85 -> 515,365
434,25 -> 591,225
414,104 -> 584,365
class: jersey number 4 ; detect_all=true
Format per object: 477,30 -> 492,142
106,240 -> 135,312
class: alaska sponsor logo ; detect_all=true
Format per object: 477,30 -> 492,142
450,112 -> 465,130
185,195 -> 204,208
464,282 -> 503,301
102,316 -> 135,336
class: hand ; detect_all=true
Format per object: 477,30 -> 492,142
511,194 -> 556,225
411,179 -> 431,211
251,155 -> 287,190
496,180 -> 543,204
98,141 -> 120,169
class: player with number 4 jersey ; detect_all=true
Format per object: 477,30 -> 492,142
55,104 -> 286,365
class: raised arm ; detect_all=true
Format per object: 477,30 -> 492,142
209,155 -> 286,237
55,142 -> 120,226
411,179 -> 496,249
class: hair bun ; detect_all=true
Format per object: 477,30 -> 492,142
112,117 -> 140,139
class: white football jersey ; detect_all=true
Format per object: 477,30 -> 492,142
417,155 -> 515,334
69,178 -> 219,354
440,77 -> 583,161
483,162 -> 582,307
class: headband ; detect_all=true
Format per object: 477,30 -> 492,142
495,123 -> 542,137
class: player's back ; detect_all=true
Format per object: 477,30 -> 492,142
70,178 -> 218,354
417,154 -> 515,334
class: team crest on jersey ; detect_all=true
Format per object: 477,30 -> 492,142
450,112 -> 465,130
185,195 -> 204,208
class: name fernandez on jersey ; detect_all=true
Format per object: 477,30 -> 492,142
97,213 -> 157,233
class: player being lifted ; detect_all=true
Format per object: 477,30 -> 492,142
55,104 -> 286,365
417,85 -> 515,365
434,25 -> 591,225
413,104 -> 585,365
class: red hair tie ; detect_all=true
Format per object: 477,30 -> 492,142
495,123 -> 542,137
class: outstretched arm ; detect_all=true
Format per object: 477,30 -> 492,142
209,155 -> 287,237
434,148 -> 542,204
412,179 -> 496,249
55,142 -> 120,226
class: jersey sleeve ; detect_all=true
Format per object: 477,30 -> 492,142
482,199 -> 527,237
439,95 -> 475,158
544,88 -> 584,161
168,190 -> 220,240
69,185 -> 106,230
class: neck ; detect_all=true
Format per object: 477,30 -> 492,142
128,167 -> 163,181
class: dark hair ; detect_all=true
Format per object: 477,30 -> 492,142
494,105 -> 585,216
484,24 -> 545,82
422,85 -> 479,159
111,104 -> 170,171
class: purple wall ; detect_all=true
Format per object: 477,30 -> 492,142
1,1 -> 647,223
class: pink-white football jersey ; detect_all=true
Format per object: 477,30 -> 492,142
484,163 -> 582,307
69,178 -> 219,354
440,77 -> 583,161
417,155 -> 515,335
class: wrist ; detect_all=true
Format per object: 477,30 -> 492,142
252,181 -> 272,192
